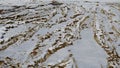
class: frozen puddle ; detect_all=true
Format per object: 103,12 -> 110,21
0,0 -> 120,68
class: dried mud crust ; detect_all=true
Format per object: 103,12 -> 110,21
0,1 -> 120,68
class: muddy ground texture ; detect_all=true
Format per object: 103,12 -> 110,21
0,1 -> 120,68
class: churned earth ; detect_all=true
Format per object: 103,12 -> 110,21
0,0 -> 120,68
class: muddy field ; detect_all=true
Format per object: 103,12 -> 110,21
0,0 -> 120,68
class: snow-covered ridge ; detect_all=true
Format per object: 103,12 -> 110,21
0,0 -> 120,5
